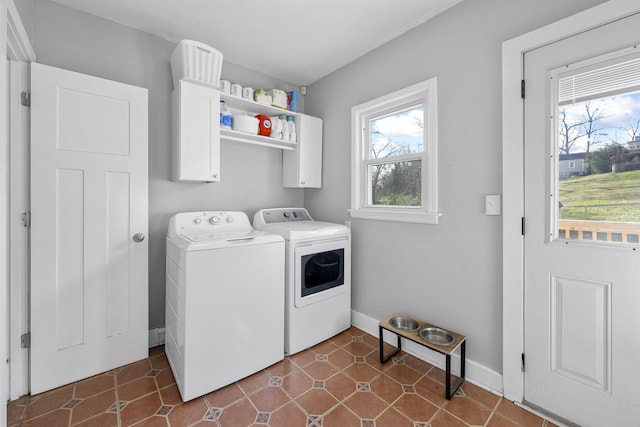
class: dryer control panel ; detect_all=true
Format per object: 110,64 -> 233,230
254,208 -> 313,226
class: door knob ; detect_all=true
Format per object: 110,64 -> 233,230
133,233 -> 145,243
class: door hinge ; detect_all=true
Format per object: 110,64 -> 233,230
21,332 -> 30,348
521,80 -> 525,99
521,217 -> 525,235
22,212 -> 31,228
21,91 -> 31,107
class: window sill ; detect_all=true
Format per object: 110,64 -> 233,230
348,208 -> 441,224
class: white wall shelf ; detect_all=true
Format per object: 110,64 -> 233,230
220,128 -> 296,151
220,93 -> 297,117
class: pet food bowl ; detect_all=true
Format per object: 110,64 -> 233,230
419,327 -> 454,345
388,315 -> 420,332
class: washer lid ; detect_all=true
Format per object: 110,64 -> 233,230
258,221 -> 350,241
173,229 -> 283,251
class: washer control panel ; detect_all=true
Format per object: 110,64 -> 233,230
171,211 -> 251,238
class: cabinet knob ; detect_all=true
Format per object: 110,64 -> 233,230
301,181 -> 305,185
213,174 -> 219,179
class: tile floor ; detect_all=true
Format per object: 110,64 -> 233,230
7,327 -> 557,427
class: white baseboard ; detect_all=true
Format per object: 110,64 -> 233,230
148,327 -> 166,348
351,310 -> 503,396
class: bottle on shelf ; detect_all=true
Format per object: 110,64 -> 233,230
270,115 -> 283,139
280,115 -> 289,141
220,100 -> 232,130
287,116 -> 296,142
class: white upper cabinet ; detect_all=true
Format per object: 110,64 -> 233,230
172,80 -> 220,183
283,114 -> 323,188
172,80 -> 323,187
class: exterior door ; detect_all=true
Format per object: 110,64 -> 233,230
524,13 -> 640,426
30,63 -> 148,394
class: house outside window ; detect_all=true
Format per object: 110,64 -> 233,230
350,78 -> 439,224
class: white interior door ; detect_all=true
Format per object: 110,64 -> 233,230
524,13 -> 640,426
30,62 -> 148,394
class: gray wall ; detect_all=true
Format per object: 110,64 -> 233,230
304,0 -> 604,373
27,0 -> 304,329
14,0 -> 32,36
16,0 -> 608,375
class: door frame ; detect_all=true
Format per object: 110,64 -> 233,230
502,0 -> 640,403
1,0 -> 36,411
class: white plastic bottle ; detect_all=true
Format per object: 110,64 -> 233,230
220,100 -> 232,130
270,115 -> 283,139
280,115 -> 290,141
287,116 -> 296,142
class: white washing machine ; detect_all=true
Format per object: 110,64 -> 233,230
165,211 -> 284,401
253,208 -> 351,355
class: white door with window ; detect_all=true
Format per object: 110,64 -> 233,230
524,13 -> 640,426
30,63 -> 148,394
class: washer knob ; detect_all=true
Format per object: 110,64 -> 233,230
225,216 -> 234,223
209,216 -> 220,225
283,211 -> 291,218
193,218 -> 202,224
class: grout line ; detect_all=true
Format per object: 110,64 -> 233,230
113,368 -> 122,427
67,383 -> 74,427
17,397 -> 29,427
200,393 -> 222,427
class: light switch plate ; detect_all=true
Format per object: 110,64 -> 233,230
485,195 -> 501,215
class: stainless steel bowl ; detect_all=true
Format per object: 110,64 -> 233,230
419,327 -> 454,345
388,315 -> 419,332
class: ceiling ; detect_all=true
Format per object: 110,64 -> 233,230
49,0 -> 464,86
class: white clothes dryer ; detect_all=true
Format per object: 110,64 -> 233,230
253,208 -> 351,355
165,211 -> 284,401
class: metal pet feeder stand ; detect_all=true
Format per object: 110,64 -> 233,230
378,314 -> 466,400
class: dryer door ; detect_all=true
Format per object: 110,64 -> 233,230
294,239 -> 348,307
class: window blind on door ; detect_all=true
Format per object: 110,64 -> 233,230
558,53 -> 640,106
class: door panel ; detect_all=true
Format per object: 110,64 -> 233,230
30,63 -> 148,394
57,87 -> 131,155
524,13 -> 640,426
550,275 -> 610,392
107,171 -> 132,337
56,168 -> 85,350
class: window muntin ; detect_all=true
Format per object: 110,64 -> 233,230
350,78 -> 438,224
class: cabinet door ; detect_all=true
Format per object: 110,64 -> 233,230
283,114 -> 322,188
173,81 -> 220,182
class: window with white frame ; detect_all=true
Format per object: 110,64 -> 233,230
350,78 -> 439,224
552,45 -> 640,244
